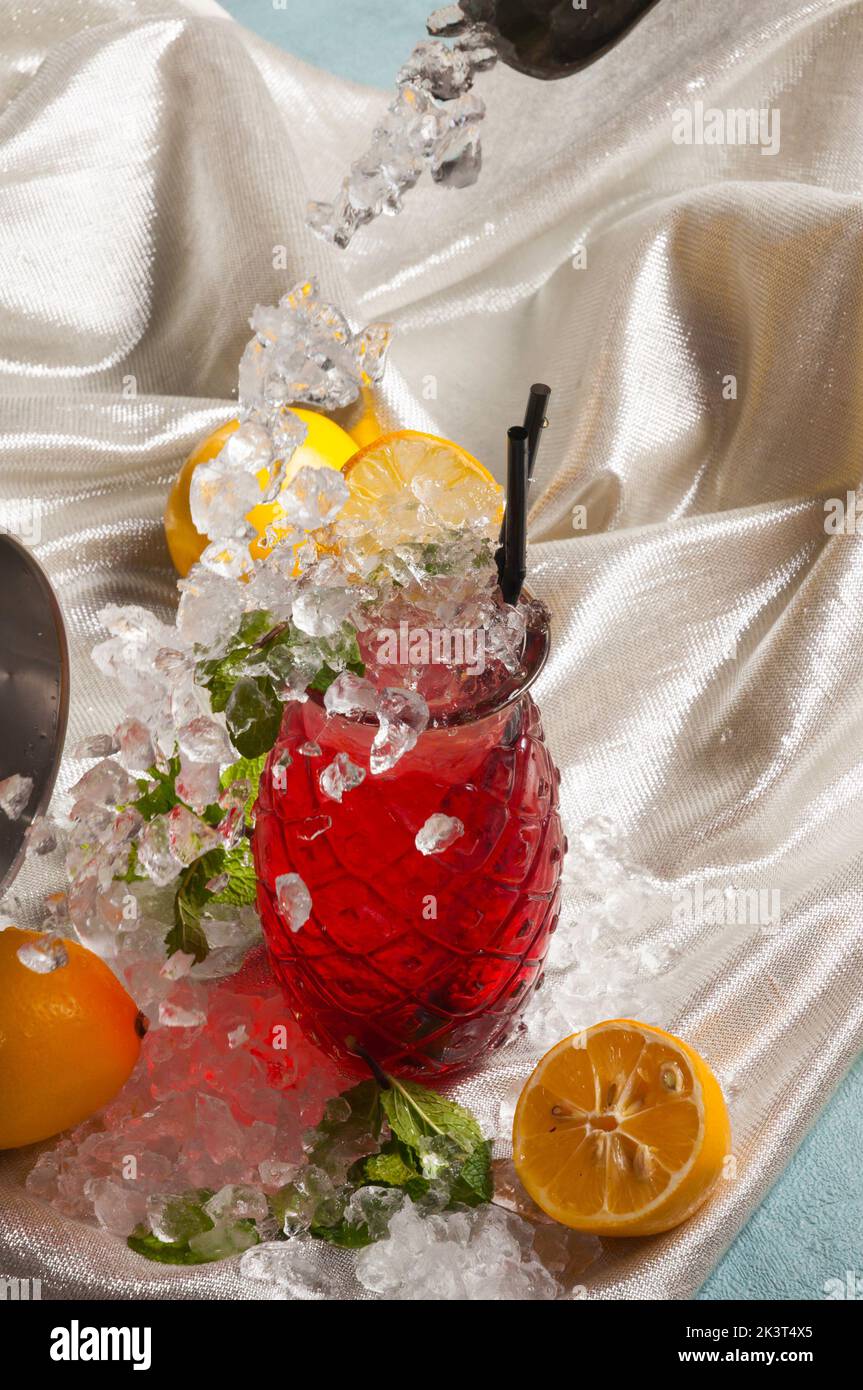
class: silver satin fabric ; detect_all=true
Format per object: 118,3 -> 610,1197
1,0 -> 862,1300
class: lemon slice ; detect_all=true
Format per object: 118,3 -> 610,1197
513,1020 -> 731,1237
340,430 -> 503,547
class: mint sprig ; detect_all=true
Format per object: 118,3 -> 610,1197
195,608 -> 364,759
126,1074 -> 492,1265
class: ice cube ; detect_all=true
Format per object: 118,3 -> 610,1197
146,1192 -> 210,1244
323,671 -> 378,718
114,718 -> 156,772
319,753 -> 366,802
187,1221 -> 258,1260
69,758 -> 137,808
159,950 -> 195,981
204,1184 -> 269,1224
24,816 -> 61,857
370,687 -> 429,774
296,814 -> 332,842
258,1158 -> 298,1189
166,805 -> 223,866
415,813 -> 464,855
176,757 -> 221,813
177,711 -> 232,767
0,773 -> 34,820
87,1178 -> 148,1237
16,934 -> 68,974
73,733 -> 119,758
274,873 -> 311,933
345,1184 -> 405,1240
279,465 -> 349,533
239,1241 -> 340,1299
158,999 -> 208,1029
427,4 -> 469,37
136,815 -> 182,887
399,40 -> 476,100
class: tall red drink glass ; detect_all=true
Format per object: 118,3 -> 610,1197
253,600 -> 564,1077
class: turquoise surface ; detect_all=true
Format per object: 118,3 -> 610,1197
221,0 -> 861,1302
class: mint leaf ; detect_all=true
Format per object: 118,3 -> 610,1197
449,1139 -> 493,1207
224,677 -> 283,759
380,1076 -> 484,1155
305,1080 -> 383,1170
166,847 -> 225,962
360,1147 -> 419,1188
309,1217 -> 375,1249
114,840 -> 145,884
127,1189 -> 216,1266
195,611 -> 277,713
133,757 -> 182,820
195,611 -> 364,758
209,839 -> 258,907
353,1141 -> 429,1201
127,1228 -> 216,1266
220,754 -> 266,826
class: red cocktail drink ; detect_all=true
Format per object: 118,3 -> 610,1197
253,600 -> 564,1077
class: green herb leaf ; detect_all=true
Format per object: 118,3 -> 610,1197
127,1228 -> 216,1266
220,754 -> 266,826
305,1079 -> 383,1171
127,1189 -> 216,1266
353,1140 -> 429,1201
449,1139 -> 493,1207
195,610 -> 365,759
224,677 -> 283,759
166,847 -> 226,962
114,840 -> 145,884
133,756 -> 182,821
308,1217 -> 375,1249
208,839 -> 258,907
380,1076 -> 484,1156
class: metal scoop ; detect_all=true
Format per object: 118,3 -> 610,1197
0,534 -> 69,894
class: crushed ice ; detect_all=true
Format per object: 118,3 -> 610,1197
308,6 -> 499,248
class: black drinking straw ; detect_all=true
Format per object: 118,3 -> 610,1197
496,384 -> 552,602
524,382 -> 551,479
500,426 -> 529,605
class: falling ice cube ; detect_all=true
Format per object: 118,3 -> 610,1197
415,813 -> 465,856
275,872 -> 312,933
0,774 -> 34,820
319,753 -> 366,803
399,40 -> 476,99
427,4 -> 469,36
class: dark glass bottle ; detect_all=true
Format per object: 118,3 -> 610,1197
455,0 -> 660,80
